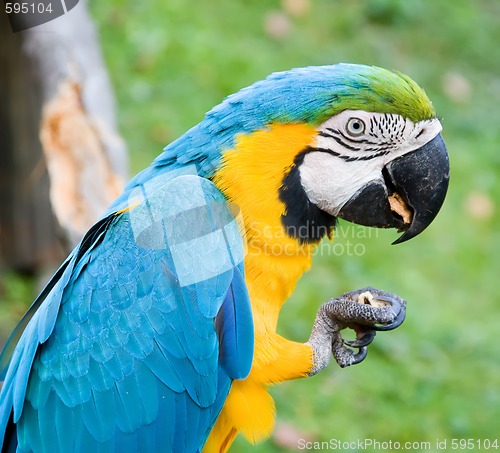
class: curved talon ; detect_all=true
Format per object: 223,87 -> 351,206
343,329 -> 376,348
364,294 -> 406,331
350,347 -> 368,366
373,306 -> 406,331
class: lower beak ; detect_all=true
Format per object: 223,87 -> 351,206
337,133 -> 450,244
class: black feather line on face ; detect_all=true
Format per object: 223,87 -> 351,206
279,151 -> 337,244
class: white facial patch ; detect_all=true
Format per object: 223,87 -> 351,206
299,110 -> 442,216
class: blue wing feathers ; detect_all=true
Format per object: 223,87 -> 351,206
173,394 -> 188,449
54,401 -> 76,452
39,390 -> 58,450
215,266 -> 254,380
0,257 -> 72,382
0,252 -> 78,440
0,174 -> 253,452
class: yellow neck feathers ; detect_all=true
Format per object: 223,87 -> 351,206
213,123 -> 320,326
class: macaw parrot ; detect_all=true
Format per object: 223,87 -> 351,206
0,63 -> 449,453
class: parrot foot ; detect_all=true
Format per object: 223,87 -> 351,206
307,287 -> 406,374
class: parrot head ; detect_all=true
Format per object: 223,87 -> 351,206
236,63 -> 450,245
280,106 -> 449,245
167,63 -> 449,246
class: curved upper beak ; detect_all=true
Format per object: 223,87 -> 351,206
337,133 -> 450,244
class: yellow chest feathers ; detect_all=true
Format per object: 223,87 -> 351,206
208,123 -> 325,451
213,123 -> 322,323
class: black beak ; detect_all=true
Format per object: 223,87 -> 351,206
337,133 -> 450,244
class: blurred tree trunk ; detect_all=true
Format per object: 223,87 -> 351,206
0,2 -> 127,275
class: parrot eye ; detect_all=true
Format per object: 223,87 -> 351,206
346,118 -> 366,136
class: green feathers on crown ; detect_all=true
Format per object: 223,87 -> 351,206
317,64 -> 436,124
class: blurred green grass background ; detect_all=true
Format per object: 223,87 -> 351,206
2,0 -> 500,451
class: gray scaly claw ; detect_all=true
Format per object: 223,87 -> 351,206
307,287 -> 406,373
